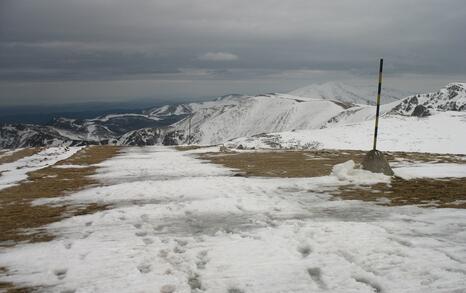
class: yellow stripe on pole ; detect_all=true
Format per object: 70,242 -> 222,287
373,58 -> 383,150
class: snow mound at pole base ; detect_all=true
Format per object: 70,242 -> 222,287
331,160 -> 391,184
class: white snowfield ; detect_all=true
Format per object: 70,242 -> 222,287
227,112 -> 466,154
1,147 -> 466,293
151,82 -> 465,147
0,147 -> 83,190
289,81 -> 409,105
394,163 -> 466,180
171,94 -> 345,145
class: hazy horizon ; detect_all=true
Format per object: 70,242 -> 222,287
1,0 -> 466,106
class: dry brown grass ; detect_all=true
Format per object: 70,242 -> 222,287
0,145 -> 120,246
0,275 -> 40,293
200,149 -> 466,178
200,149 -> 466,208
0,146 -> 121,292
335,177 -> 466,208
200,150 -> 368,177
175,145 -> 204,151
0,148 -> 42,165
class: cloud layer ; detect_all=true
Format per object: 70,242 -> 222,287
1,0 -> 466,105
199,52 -> 238,61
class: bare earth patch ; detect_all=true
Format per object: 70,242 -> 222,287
0,148 -> 43,165
0,146 -> 121,292
175,145 -> 206,151
334,177 -> 466,208
0,146 -> 121,246
200,149 -> 466,208
200,150 -> 367,177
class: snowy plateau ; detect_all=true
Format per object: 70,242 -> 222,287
1,146 -> 466,292
0,82 -> 466,293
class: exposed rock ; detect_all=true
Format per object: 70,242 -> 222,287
390,83 -> 466,116
361,150 -> 394,176
411,105 -> 430,117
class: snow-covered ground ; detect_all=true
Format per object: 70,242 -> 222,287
1,147 -> 466,292
227,112 -> 466,154
393,163 -> 466,180
0,147 -> 83,190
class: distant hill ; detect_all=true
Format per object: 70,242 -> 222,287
1,83 -> 465,149
288,81 -> 410,105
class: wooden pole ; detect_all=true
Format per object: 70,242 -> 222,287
188,116 -> 192,145
373,58 -> 383,150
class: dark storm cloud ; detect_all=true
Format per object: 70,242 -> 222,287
1,0 -> 466,104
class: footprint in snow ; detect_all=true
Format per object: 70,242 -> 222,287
81,231 -> 93,239
137,263 -> 152,274
297,244 -> 312,258
188,273 -> 202,291
173,246 -> 185,254
228,288 -> 245,293
53,268 -> 68,280
79,252 -> 89,260
160,284 -> 176,293
353,276 -> 383,293
174,239 -> 188,247
307,268 -> 327,290
135,231 -> 148,237
85,221 -> 93,227
153,225 -> 165,232
143,238 -> 154,245
196,250 -> 209,270
63,241 -> 73,250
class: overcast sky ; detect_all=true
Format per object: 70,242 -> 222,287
1,0 -> 466,106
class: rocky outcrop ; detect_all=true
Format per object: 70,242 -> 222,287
390,83 -> 466,117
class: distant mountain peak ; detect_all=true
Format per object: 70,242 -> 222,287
1,83 -> 464,149
288,81 -> 410,105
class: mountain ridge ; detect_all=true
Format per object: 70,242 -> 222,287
1,82 -> 464,149
289,81 -> 410,105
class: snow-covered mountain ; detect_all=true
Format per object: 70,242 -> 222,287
0,124 -> 90,149
390,83 -> 466,117
167,93 -> 346,145
1,82 -> 464,149
289,81 -> 410,105
226,83 -> 466,153
0,110 -> 189,148
226,111 -> 466,154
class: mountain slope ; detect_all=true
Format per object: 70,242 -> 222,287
167,93 -> 346,145
390,83 -> 466,117
1,83 -> 465,149
225,83 -> 466,153
289,81 -> 409,105
226,112 -> 466,154
0,124 -> 91,148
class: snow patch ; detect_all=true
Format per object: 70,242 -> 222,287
0,147 -> 83,190
331,160 -> 391,184
394,163 -> 466,180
